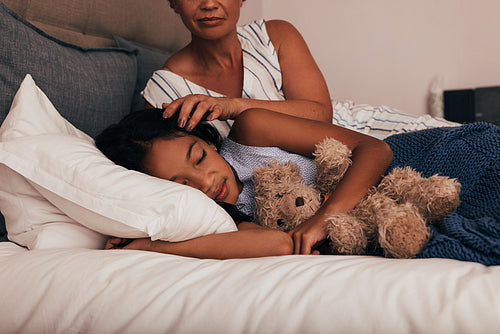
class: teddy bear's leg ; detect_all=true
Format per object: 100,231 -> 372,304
325,213 -> 368,255
353,191 -> 430,258
313,138 -> 352,195
376,203 -> 430,259
377,167 -> 461,224
417,174 -> 461,223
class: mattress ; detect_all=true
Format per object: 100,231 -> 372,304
1,242 -> 498,333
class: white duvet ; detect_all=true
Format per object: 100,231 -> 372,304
1,242 -> 499,334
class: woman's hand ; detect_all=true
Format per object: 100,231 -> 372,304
287,212 -> 329,255
162,94 -> 242,131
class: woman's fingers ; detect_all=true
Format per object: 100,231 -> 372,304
185,100 -> 214,131
178,97 -> 201,127
161,95 -> 238,130
162,99 -> 184,118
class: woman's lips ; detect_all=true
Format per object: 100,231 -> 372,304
215,181 -> 228,201
198,17 -> 224,27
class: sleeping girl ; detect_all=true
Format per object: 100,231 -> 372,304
96,108 -> 500,264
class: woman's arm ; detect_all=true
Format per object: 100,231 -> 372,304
161,20 -> 333,131
105,222 -> 293,259
229,109 -> 394,254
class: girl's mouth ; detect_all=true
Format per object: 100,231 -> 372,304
215,181 -> 228,201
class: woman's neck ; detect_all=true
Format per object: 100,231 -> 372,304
188,32 -> 242,71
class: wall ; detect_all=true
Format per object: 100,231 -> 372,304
239,0 -> 262,25
256,0 -> 500,115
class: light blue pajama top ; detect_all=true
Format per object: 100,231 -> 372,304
219,138 -> 316,216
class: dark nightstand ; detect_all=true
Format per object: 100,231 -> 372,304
444,86 -> 500,125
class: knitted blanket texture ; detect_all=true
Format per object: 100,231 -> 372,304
384,123 -> 500,265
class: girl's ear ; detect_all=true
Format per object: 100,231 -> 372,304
209,142 -> 217,151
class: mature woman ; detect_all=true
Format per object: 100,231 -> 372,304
142,0 -> 333,135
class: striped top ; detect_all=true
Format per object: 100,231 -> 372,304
141,19 -> 284,137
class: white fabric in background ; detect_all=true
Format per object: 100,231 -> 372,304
332,100 -> 459,139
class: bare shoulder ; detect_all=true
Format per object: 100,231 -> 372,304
162,47 -> 192,73
265,20 -> 303,49
265,19 -> 300,37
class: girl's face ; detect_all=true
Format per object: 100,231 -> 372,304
143,134 -> 242,204
171,0 -> 243,40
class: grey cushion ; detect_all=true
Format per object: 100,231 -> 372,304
0,2 -> 138,241
113,36 -> 172,111
0,2 -> 137,137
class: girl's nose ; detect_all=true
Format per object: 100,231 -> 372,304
191,172 -> 212,194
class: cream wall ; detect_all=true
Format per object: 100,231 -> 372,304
243,0 -> 500,116
239,0 -> 262,25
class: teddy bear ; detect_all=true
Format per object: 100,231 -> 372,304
253,137 -> 461,258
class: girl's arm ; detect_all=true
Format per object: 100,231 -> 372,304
105,222 -> 293,259
229,109 -> 394,255
162,20 -> 333,131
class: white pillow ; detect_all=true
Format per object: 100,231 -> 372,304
0,75 -> 106,249
0,75 -> 237,249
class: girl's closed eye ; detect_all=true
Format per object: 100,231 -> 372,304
197,150 -> 206,165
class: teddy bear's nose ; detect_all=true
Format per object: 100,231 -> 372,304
295,197 -> 305,207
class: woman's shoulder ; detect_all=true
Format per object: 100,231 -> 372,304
238,19 -> 298,48
264,20 -> 302,50
162,46 -> 192,73
265,19 -> 298,33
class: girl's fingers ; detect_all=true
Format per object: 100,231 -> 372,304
300,239 -> 313,255
105,237 -> 125,249
292,233 -> 302,254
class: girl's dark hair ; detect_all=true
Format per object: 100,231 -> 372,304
95,108 -> 222,173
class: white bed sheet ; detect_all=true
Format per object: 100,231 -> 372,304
1,241 -> 498,334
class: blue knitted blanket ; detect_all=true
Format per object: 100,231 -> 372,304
384,123 -> 500,265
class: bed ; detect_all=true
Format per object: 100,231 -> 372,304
0,1 -> 499,333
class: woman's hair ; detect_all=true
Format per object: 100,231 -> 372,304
95,108 -> 222,173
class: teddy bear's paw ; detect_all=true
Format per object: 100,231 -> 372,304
326,213 -> 367,255
417,175 -> 461,223
313,138 -> 352,195
377,203 -> 430,258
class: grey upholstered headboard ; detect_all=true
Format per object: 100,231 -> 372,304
2,0 -> 190,51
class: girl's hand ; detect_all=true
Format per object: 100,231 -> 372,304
162,95 -> 242,131
105,237 -> 155,251
287,213 -> 329,255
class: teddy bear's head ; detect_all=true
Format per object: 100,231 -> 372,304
253,161 -> 321,231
